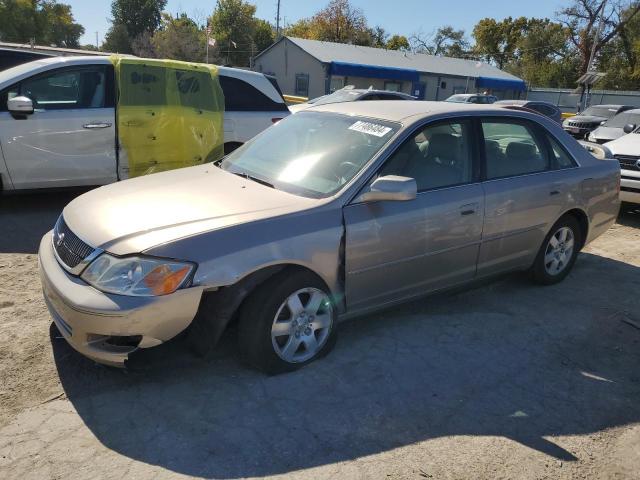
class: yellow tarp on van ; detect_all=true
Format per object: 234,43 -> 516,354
110,56 -> 225,178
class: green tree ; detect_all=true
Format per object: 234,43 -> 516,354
209,0 -> 257,66
253,18 -> 274,54
0,0 -> 83,47
102,23 -> 132,53
472,17 -> 529,69
386,34 -> 410,51
111,0 -> 166,39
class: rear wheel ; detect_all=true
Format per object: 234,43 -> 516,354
531,216 -> 582,285
238,270 -> 337,374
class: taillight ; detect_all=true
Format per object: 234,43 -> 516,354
271,117 -> 283,124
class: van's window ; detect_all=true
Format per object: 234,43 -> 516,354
482,120 -> 549,179
380,120 -> 474,191
219,75 -> 287,112
19,66 -> 109,110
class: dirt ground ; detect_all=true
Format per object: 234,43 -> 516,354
0,191 -> 639,480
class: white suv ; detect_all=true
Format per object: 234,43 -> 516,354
0,56 -> 289,191
601,131 -> 640,205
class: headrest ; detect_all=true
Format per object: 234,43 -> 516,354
506,142 -> 536,159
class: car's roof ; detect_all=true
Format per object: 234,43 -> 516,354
308,100 -> 514,123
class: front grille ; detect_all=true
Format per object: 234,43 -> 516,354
53,217 -> 95,269
614,155 -> 640,171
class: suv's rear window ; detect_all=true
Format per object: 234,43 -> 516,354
219,75 -> 287,112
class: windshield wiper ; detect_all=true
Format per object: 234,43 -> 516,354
232,171 -> 275,189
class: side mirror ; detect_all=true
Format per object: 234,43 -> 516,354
358,175 -> 417,203
7,96 -> 34,115
623,123 -> 636,134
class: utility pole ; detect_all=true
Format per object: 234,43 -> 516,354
582,0 -> 607,110
95,31 -> 99,50
276,0 -> 281,38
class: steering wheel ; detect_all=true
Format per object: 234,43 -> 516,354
334,161 -> 360,183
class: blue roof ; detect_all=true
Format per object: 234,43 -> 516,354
476,76 -> 526,92
329,62 -> 420,82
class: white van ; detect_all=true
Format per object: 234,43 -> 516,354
0,56 -> 289,191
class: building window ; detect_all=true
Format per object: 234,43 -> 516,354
330,76 -> 345,92
295,74 -> 309,97
440,81 -> 447,89
384,81 -> 402,92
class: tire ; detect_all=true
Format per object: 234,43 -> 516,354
531,215 -> 582,285
238,269 -> 338,375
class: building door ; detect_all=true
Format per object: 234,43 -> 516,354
411,81 -> 426,100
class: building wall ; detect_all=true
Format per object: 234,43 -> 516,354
326,76 -> 412,94
254,38 -> 326,99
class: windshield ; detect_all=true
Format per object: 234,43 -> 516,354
446,95 -> 467,102
604,111 -> 640,128
581,106 -> 620,118
310,89 -> 362,106
219,112 -> 399,198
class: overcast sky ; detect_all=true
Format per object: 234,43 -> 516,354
68,0 -> 565,47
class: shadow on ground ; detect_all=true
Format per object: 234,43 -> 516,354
0,190 -> 90,254
51,250 -> 640,478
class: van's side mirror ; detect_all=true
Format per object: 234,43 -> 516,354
7,96 -> 34,115
623,123 -> 636,134
358,175 -> 417,203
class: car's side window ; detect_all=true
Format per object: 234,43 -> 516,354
19,66 -> 108,110
482,120 -> 549,179
547,135 -> 577,169
380,120 -> 474,192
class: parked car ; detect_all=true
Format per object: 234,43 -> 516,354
598,128 -> 640,204
562,104 -> 635,139
289,87 -> 415,113
494,100 -> 562,123
39,101 -> 620,373
587,108 -> 640,144
0,56 -> 289,192
445,94 -> 498,104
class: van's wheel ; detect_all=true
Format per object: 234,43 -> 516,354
531,216 -> 582,285
238,270 -> 337,375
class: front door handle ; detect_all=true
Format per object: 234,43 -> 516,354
460,203 -> 479,216
83,122 -> 112,129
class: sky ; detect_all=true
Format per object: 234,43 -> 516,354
70,0 -> 565,47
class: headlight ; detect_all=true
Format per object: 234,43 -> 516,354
81,253 -> 195,296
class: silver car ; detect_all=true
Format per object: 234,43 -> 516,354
39,101 -> 620,374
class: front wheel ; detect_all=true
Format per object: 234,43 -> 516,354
238,270 -> 338,374
531,216 -> 582,285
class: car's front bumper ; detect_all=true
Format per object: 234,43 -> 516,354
621,169 -> 640,204
38,232 -> 205,367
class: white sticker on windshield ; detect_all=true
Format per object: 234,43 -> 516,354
349,121 -> 392,137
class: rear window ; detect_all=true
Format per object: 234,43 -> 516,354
219,75 -> 287,112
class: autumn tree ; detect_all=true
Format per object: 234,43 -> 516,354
559,0 -> 640,76
411,26 -> 470,57
386,34 -> 410,51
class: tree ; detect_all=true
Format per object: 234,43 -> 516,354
253,18 -> 275,54
368,25 -> 388,48
0,0 -> 83,47
102,23 -> 132,53
386,34 -> 410,51
558,0 -> 640,76
411,26 -> 470,57
111,0 -> 166,39
473,17 -> 529,69
284,0 -> 370,45
148,13 -> 206,62
209,0 -> 257,66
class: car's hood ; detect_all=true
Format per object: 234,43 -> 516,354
567,115 -> 606,124
288,103 -> 312,113
590,126 -> 624,141
62,164 -> 319,255
603,132 -> 640,155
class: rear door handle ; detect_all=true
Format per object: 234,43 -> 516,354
550,182 -> 566,196
460,203 -> 479,216
83,122 -> 112,129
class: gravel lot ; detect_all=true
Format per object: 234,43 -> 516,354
1,191 -> 639,480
